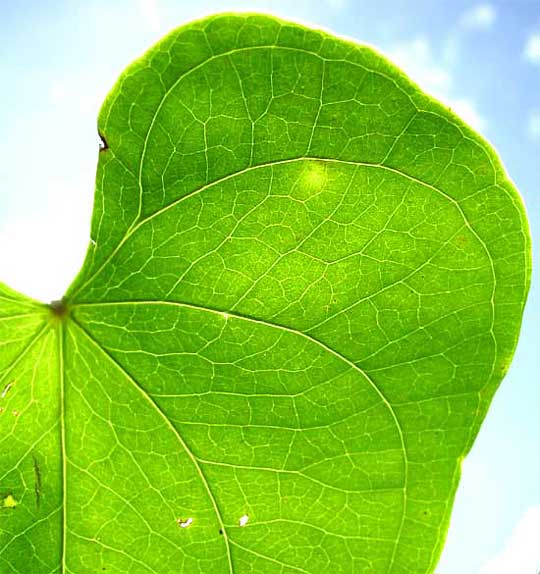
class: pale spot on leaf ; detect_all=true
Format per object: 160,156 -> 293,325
3,494 -> 18,509
299,162 -> 327,199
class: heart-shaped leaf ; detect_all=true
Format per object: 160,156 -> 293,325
0,13 -> 531,574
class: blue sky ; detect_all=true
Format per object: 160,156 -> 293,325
0,1 -> 538,572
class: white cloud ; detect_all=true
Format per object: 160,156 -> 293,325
0,177 -> 92,302
388,37 -> 486,132
47,80 -> 107,114
528,110 -> 540,140
461,4 -> 496,30
479,506 -> 540,574
390,38 -> 452,95
138,0 -> 163,33
447,98 -> 486,132
524,33 -> 540,64
324,0 -> 347,9
48,82 -> 68,105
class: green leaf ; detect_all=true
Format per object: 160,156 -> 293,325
0,13 -> 531,574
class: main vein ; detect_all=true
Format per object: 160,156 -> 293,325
72,298 -> 410,569
68,316 -> 234,574
58,320 -> 68,574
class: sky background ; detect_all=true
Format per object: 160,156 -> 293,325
0,1 -> 538,572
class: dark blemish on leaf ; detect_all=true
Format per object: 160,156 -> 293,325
98,131 -> 109,152
499,358 -> 511,376
12,410 -> 20,417
219,529 -> 223,535
49,299 -> 70,319
0,407 -> 4,414
33,456 -> 42,509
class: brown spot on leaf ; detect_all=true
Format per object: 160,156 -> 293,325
33,457 -> 42,509
49,299 -> 70,319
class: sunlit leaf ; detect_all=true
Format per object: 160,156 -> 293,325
0,13 -> 531,574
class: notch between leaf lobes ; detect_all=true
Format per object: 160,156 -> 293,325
99,131 -> 108,152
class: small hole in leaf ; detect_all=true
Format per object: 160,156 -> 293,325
239,514 -> 249,527
219,529 -> 223,535
1,381 -> 14,399
177,517 -> 193,529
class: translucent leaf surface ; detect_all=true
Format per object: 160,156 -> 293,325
0,13 -> 531,574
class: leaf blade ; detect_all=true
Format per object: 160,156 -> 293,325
0,12 -> 531,574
